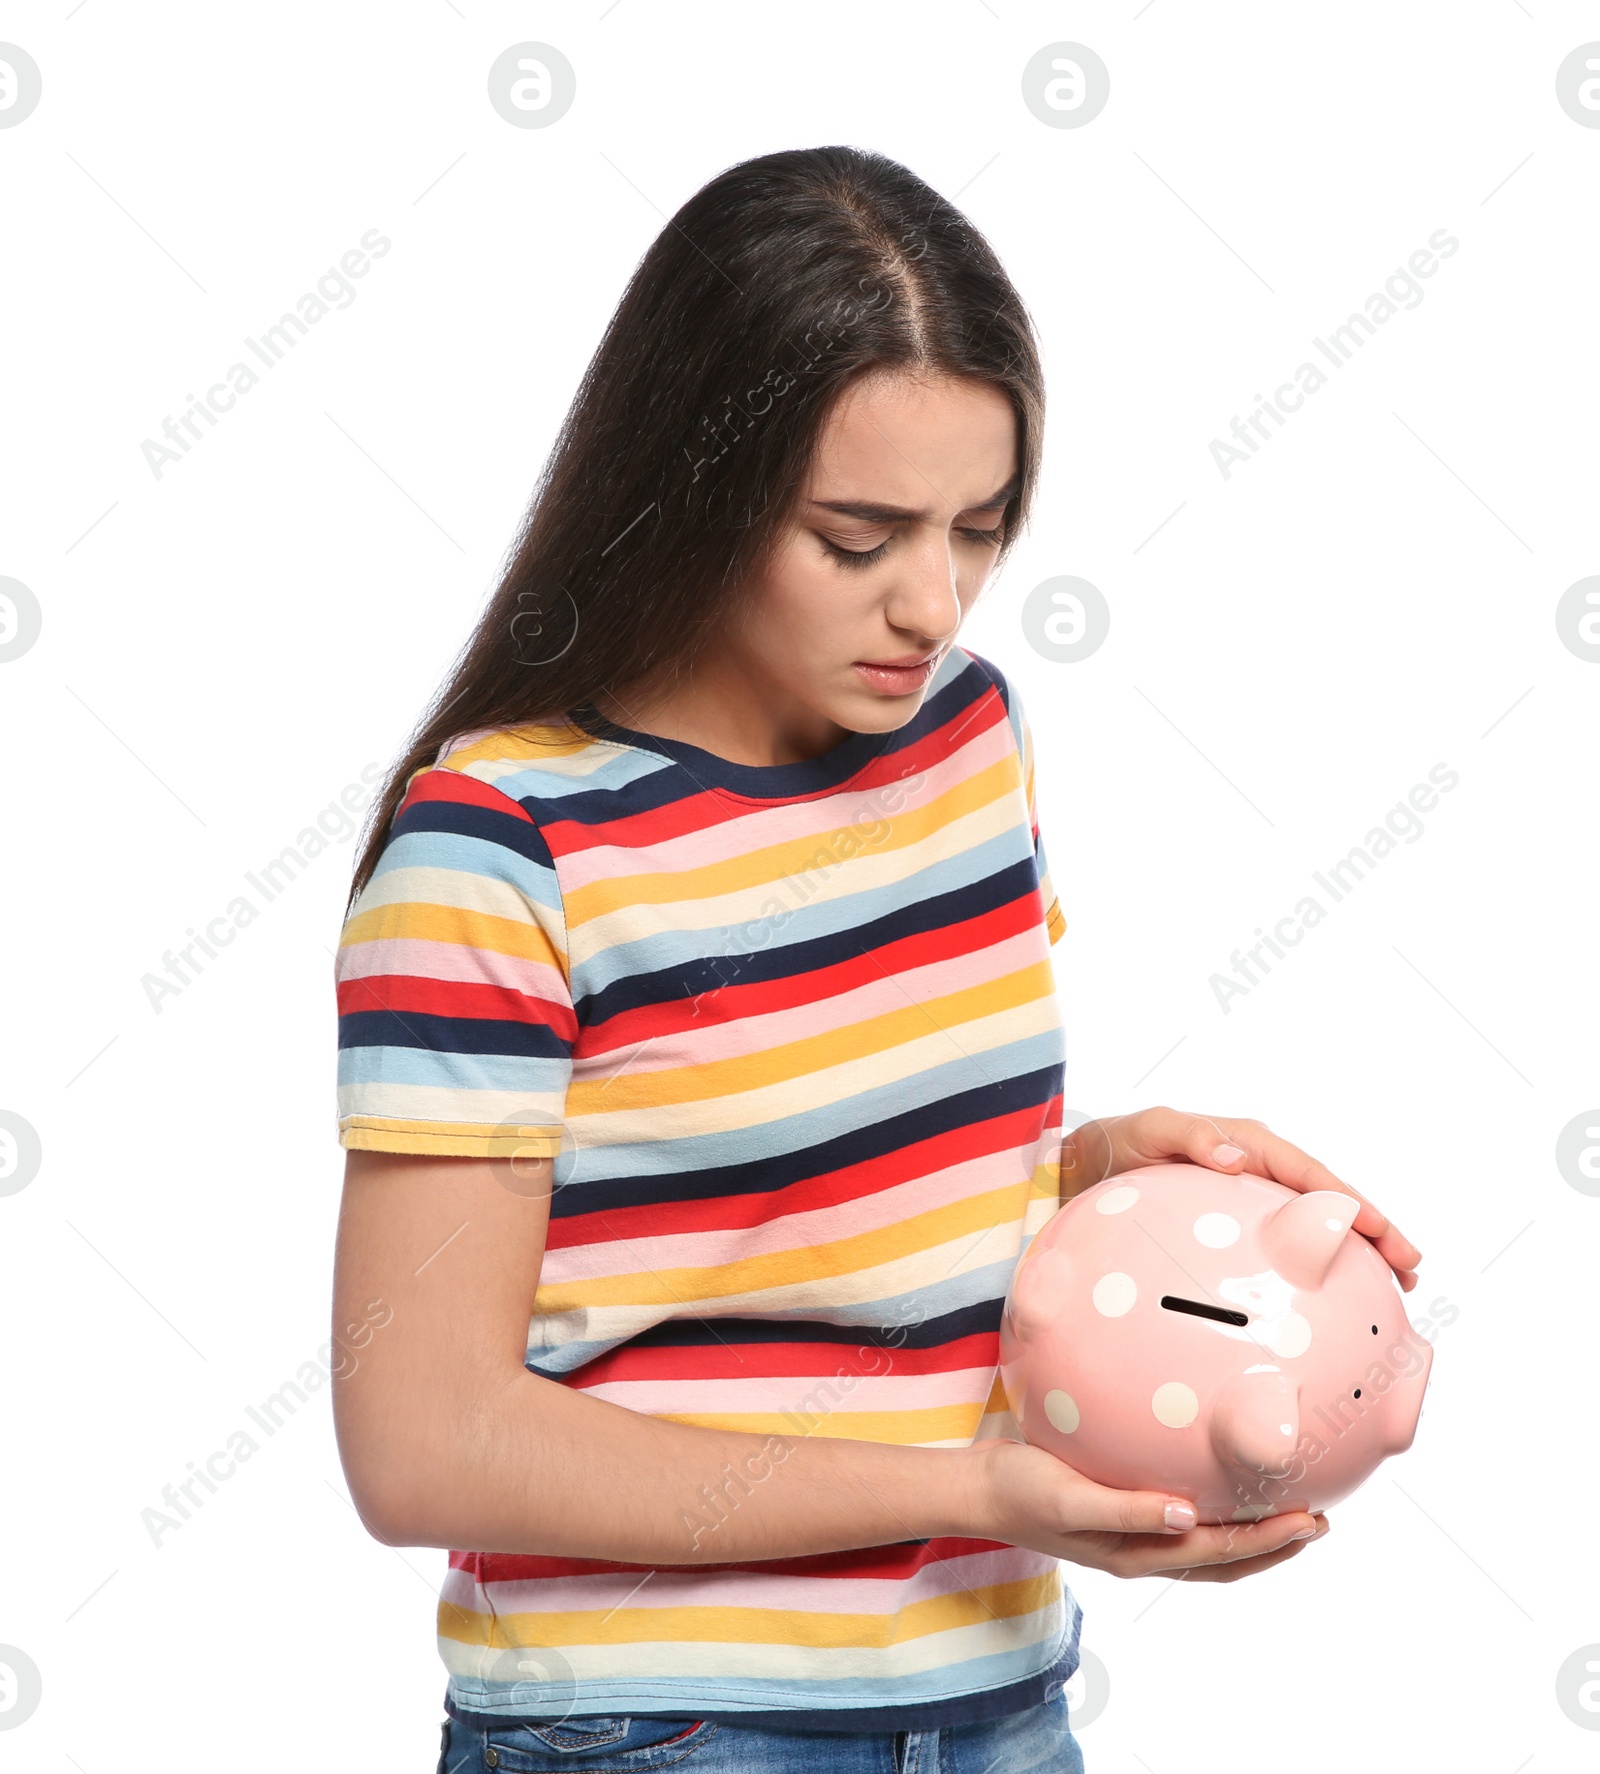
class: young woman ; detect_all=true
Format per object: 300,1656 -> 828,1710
330,146 -> 1421,1773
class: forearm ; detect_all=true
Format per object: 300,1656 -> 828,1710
370,1365 -> 986,1562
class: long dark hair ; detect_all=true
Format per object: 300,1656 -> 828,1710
347,144 -> 1045,907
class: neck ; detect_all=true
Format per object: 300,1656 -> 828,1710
594,651 -> 849,768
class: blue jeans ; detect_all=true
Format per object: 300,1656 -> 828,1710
437,1688 -> 1086,1771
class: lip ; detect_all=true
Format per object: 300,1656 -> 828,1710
853,648 -> 942,695
855,650 -> 940,669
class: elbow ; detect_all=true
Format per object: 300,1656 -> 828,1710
333,1364 -> 523,1550
352,1485 -> 416,1549
335,1416 -> 461,1549
346,1465 -> 458,1549
343,1464 -> 425,1548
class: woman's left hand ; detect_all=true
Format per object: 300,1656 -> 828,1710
1058,1105 -> 1422,1292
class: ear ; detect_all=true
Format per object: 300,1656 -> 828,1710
1009,1243 -> 1073,1341
1260,1189 -> 1362,1289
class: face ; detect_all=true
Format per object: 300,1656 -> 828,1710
714,369 -> 1019,748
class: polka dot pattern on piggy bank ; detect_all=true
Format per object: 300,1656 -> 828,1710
998,1161 -> 1433,1523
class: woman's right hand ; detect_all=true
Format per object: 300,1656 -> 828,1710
963,1437 -> 1329,1582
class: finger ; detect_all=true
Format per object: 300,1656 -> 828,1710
1164,1537 -> 1316,1583
1057,1469 -> 1204,1536
1178,1113 -> 1423,1278
1125,1509 -> 1322,1575
1372,1230 -> 1423,1279
1195,1513 -> 1330,1579
1122,1106 -> 1266,1178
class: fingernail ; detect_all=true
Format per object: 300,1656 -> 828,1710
1292,1526 -> 1317,1539
1164,1500 -> 1197,1530
1211,1143 -> 1246,1165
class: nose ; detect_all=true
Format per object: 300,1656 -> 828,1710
883,530 -> 965,644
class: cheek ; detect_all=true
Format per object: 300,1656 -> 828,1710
957,547 -> 1002,605
742,548 -> 862,664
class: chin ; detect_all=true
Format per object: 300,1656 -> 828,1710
836,686 -> 929,732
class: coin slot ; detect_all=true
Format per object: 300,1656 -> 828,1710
1159,1294 -> 1249,1327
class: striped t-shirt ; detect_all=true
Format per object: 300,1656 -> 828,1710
333,644 -> 1080,1733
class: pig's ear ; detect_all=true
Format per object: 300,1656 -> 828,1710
1261,1189 -> 1362,1288
1009,1243 -> 1074,1341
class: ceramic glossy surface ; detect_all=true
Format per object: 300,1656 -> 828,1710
998,1161 -> 1432,1522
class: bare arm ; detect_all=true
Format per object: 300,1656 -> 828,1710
330,1148 -> 1325,1578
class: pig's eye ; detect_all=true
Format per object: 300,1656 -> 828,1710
1160,1294 -> 1249,1328
1371,1324 -> 1378,1334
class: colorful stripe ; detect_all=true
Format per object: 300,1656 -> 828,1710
334,646 -> 1078,1723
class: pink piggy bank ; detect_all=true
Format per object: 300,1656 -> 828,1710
998,1161 -> 1433,1523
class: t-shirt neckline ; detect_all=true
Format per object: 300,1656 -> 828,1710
565,701 -> 897,802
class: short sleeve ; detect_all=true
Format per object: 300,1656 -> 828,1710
334,766 -> 576,1157
1008,681 -> 1066,947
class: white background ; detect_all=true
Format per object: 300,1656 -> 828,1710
2,3 -> 1596,1769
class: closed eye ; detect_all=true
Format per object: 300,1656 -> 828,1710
821,525 -> 1004,570
822,536 -> 890,569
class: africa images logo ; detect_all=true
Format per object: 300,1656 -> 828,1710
1209,229 -> 1459,480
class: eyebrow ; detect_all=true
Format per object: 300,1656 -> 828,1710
810,475 -> 1020,524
